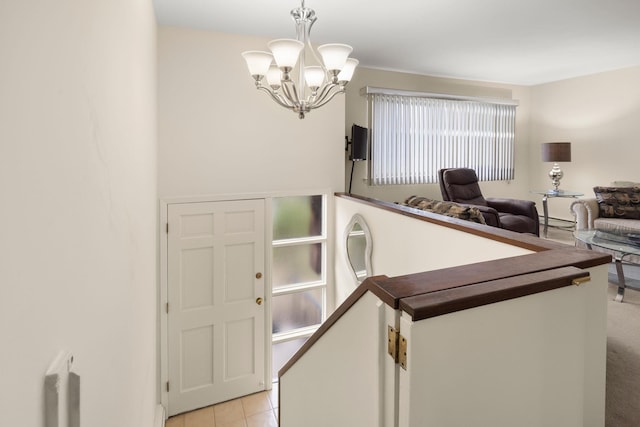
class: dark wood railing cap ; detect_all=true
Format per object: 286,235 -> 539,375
400,266 -> 589,321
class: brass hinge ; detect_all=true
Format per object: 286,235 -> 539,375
166,223 -> 169,233
388,326 -> 408,370
166,302 -> 169,314
388,326 -> 398,362
399,334 -> 407,370
166,381 -> 170,392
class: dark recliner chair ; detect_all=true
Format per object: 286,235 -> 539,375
439,168 -> 540,236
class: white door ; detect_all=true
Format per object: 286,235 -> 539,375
167,199 -> 265,416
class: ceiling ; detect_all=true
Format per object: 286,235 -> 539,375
153,0 -> 640,86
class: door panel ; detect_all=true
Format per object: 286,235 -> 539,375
167,200 -> 265,416
225,243 -> 255,302
181,247 -> 214,309
181,325 -> 214,390
225,317 -> 255,379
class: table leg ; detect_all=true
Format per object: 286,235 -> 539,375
614,258 -> 626,302
542,195 -> 549,238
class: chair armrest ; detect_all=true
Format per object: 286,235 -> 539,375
570,198 -> 599,230
461,204 -> 500,227
486,198 -> 538,219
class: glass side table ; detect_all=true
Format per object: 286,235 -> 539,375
530,190 -> 583,238
574,229 -> 640,302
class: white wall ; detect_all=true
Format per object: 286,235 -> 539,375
334,197 -> 532,305
157,27 -> 345,198
280,291 -> 387,427
529,66 -> 640,220
0,1 -> 157,426
344,67 -> 534,204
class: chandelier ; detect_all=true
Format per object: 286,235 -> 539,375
241,1 -> 358,119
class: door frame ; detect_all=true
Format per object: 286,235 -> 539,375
159,190 -> 334,413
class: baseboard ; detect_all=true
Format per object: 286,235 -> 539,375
154,404 -> 166,427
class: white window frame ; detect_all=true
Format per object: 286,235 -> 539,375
270,193 -> 329,378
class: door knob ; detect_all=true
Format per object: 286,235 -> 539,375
256,297 -> 263,305
256,272 -> 263,279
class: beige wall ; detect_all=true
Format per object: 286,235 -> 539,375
157,27 -> 345,198
344,65 -> 640,221
344,67 -> 533,204
0,0 -> 158,426
530,66 -> 640,219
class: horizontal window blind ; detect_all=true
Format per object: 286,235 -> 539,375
370,93 -> 516,185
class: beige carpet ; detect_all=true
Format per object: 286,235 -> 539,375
606,281 -> 640,426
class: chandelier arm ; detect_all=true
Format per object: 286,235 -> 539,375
308,86 -> 345,110
311,82 -> 341,105
281,81 -> 301,108
257,86 -> 295,109
301,8 -> 325,73
306,38 -> 326,75
274,90 -> 296,108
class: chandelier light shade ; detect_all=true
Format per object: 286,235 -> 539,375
241,1 -> 358,119
317,44 -> 353,71
241,51 -> 274,76
541,142 -> 572,192
268,39 -> 304,70
337,58 -> 358,82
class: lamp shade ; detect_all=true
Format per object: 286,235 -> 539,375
241,51 -> 273,77
266,65 -> 282,88
304,66 -> 325,89
318,43 -> 353,71
268,39 -> 304,69
542,142 -> 571,162
337,58 -> 359,82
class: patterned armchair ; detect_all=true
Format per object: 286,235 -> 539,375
571,184 -> 640,237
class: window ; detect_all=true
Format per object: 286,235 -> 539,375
271,194 -> 327,381
367,88 -> 517,185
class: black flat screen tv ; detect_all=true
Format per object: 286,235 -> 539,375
350,124 -> 368,161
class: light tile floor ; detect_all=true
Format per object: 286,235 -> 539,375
166,383 -> 278,427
